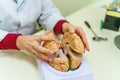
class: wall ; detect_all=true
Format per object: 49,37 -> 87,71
52,0 -> 95,16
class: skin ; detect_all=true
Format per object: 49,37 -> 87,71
16,22 -> 90,62
62,22 -> 90,51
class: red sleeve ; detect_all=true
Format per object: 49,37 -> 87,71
0,34 -> 21,50
54,20 -> 68,34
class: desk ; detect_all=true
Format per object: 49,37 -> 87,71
0,30 -> 46,80
66,1 -> 120,80
0,50 -> 40,80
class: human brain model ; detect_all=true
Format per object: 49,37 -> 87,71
43,31 -> 85,72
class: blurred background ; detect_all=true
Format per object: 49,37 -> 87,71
52,0 -> 95,16
36,0 -> 96,32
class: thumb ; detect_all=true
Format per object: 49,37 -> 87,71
37,35 -> 56,42
68,26 -> 75,33
63,23 -> 75,33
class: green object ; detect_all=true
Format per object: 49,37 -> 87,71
68,58 -> 78,71
100,20 -> 104,30
70,67 -> 78,71
68,58 -> 70,65
67,57 -> 78,71
68,57 -> 70,70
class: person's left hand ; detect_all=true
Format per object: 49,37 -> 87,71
62,22 -> 90,51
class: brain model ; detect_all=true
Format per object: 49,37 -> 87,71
43,31 -> 85,72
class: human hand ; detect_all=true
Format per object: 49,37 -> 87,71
16,31 -> 57,62
62,22 -> 90,51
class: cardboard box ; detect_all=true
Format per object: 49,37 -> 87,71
36,58 -> 94,80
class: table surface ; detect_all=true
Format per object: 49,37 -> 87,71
0,30 -> 46,80
0,1 -> 120,80
66,1 -> 120,80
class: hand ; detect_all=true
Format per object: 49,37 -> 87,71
16,31 -> 56,62
62,22 -> 90,51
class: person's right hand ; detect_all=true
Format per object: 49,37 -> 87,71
16,31 -> 56,62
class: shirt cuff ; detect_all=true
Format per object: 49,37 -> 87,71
0,33 -> 21,50
54,20 -> 68,34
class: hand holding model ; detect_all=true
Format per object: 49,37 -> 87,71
43,30 -> 86,72
62,22 -> 89,51
16,31 -> 57,62
16,23 -> 89,64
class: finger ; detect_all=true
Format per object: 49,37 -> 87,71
40,35 -> 56,41
35,52 -> 53,62
28,48 -> 53,62
43,30 -> 52,36
76,28 -> 90,51
34,35 -> 56,43
42,30 -> 58,42
26,43 -> 53,58
32,44 -> 55,57
40,31 -> 57,41
67,26 -> 75,33
80,36 -> 90,51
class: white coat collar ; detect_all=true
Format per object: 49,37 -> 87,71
13,0 -> 26,12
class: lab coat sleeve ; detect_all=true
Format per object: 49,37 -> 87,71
38,0 -> 66,30
0,29 -> 21,49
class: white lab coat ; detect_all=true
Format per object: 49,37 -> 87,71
0,0 -> 65,41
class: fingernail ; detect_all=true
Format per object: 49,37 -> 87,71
51,38 -> 55,41
49,50 -> 54,54
48,58 -> 52,62
70,30 -> 75,33
88,48 -> 90,51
